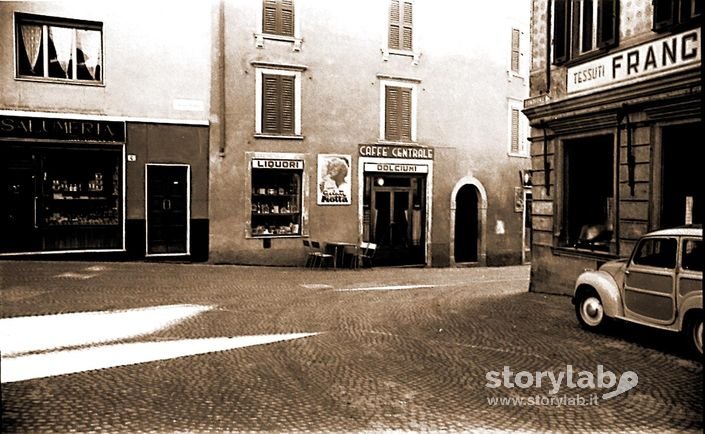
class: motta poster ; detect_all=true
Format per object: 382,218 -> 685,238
317,154 -> 352,205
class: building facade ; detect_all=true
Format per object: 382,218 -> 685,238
208,0 -> 532,267
524,0 -> 701,293
0,1 -> 211,260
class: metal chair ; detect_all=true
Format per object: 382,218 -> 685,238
302,239 -> 318,268
358,242 -> 377,268
309,240 -> 334,268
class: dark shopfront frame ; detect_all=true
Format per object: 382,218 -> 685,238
0,114 -> 126,256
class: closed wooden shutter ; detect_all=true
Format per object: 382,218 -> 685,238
262,74 -> 295,135
553,0 -> 569,64
385,86 -> 412,142
279,75 -> 295,134
402,1 -> 413,51
511,109 -> 520,153
389,0 -> 401,49
389,0 -> 412,51
511,28 -> 521,72
262,0 -> 294,37
597,0 -> 618,48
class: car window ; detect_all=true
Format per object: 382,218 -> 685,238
632,238 -> 677,269
681,239 -> 703,272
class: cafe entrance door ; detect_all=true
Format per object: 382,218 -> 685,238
365,174 -> 426,266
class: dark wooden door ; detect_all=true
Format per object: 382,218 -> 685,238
146,165 -> 189,255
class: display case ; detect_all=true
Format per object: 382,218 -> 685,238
250,160 -> 302,237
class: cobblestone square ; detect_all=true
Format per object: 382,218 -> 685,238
1,261 -> 702,433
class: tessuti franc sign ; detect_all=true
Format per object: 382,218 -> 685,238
567,28 -> 700,93
0,115 -> 126,143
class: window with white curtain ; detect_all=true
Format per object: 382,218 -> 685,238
15,13 -> 103,83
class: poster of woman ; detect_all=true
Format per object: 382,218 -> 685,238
317,154 -> 352,205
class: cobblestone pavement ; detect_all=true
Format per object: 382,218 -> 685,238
0,261 -> 702,433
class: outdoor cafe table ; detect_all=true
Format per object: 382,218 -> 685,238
325,241 -> 356,270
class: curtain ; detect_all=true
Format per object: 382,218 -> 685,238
76,29 -> 101,79
49,26 -> 74,78
21,24 -> 42,73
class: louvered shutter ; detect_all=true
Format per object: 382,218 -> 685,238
262,74 -> 280,133
553,0 -> 569,64
385,86 -> 412,142
399,87 -> 412,141
389,0 -> 401,50
262,0 -> 294,36
385,86 -> 400,141
511,109 -> 520,153
402,1 -> 413,51
280,0 -> 294,37
597,0 -> 618,48
279,75 -> 295,134
511,28 -> 521,72
263,0 -> 278,34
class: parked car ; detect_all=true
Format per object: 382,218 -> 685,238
572,225 -> 703,357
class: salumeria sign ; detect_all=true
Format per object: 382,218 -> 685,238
567,28 -> 700,93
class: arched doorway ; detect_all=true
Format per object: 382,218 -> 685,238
450,177 -> 487,266
454,185 -> 479,262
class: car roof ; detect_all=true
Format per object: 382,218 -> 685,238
645,225 -> 702,238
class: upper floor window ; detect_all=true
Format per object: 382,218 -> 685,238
380,79 -> 417,143
263,0 -> 294,37
511,28 -> 522,73
15,13 -> 103,84
508,99 -> 529,156
389,0 -> 413,52
553,0 -> 618,64
256,0 -> 301,50
255,66 -> 302,137
653,0 -> 702,31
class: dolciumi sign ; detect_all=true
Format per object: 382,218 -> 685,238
567,28 -> 700,93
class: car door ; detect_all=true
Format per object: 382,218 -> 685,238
623,236 -> 678,325
678,238 -> 703,304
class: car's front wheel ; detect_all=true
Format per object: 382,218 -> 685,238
575,289 -> 608,331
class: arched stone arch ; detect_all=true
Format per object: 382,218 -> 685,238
450,176 -> 488,266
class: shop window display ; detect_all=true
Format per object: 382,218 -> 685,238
250,164 -> 302,237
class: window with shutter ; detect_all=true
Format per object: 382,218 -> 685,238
262,74 -> 295,135
511,109 -> 520,153
511,28 -> 521,73
256,67 -> 301,137
262,0 -> 295,37
384,85 -> 413,142
389,0 -> 413,51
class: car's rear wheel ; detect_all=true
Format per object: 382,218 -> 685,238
685,314 -> 703,358
575,289 -> 607,331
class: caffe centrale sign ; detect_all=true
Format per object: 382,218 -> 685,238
0,115 -> 126,143
359,144 -> 434,160
567,28 -> 700,93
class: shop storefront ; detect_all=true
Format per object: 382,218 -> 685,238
524,26 -> 701,295
1,114 -> 125,255
358,144 -> 433,266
